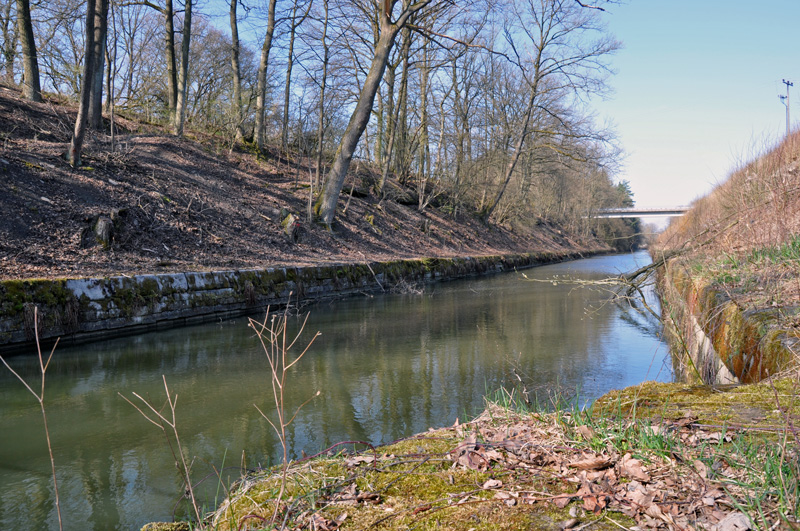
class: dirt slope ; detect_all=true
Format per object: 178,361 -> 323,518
0,85 -> 604,281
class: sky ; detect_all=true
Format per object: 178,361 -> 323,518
591,0 -> 800,210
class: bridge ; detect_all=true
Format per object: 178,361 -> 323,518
591,206 -> 690,219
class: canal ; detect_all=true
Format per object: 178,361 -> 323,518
0,251 -> 671,530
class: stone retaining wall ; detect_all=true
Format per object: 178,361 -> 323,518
0,251 -> 582,354
658,260 -> 798,384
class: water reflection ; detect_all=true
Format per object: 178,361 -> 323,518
0,251 -> 670,530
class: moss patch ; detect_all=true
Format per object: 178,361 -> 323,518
593,378 -> 800,430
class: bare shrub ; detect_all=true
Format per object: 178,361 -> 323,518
0,307 -> 63,531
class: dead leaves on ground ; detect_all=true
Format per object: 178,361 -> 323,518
218,410 -> 796,530
445,413 -> 763,530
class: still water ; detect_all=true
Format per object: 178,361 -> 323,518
0,251 -> 671,530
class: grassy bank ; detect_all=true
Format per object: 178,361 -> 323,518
144,380 -> 800,530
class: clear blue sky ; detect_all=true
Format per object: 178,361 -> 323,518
592,0 -> 800,209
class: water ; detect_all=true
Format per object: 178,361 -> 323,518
0,251 -> 671,530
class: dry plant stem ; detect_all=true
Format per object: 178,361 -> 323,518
119,375 -> 203,525
248,304 -> 320,525
0,307 -> 63,531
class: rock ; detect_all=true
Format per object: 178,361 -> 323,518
94,216 -> 113,249
80,214 -> 116,249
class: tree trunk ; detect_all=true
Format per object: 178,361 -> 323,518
1,1 -> 18,84
377,60 -> 396,195
164,0 -> 177,119
417,42 -> 430,210
481,60 -> 541,222
229,0 -> 244,141
315,0 -> 430,225
173,0 -> 192,137
281,1 -> 310,152
67,0 -> 97,167
89,0 -> 108,130
16,0 -> 41,102
104,39 -> 112,112
314,0 -> 329,188
315,24 -> 399,225
254,0 -> 278,151
395,26 -> 411,182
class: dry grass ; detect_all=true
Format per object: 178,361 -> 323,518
656,131 -> 800,340
658,131 -> 800,257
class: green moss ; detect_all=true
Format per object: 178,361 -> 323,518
210,425 -> 636,531
1,279 -> 71,315
593,379 -> 799,430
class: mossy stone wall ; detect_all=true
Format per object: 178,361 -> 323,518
658,260 -> 796,384
0,251 -> 581,354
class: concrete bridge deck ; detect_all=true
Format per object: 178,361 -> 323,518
591,206 -> 690,218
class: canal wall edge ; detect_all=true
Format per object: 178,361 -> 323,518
0,251 -> 584,354
658,259 -> 796,384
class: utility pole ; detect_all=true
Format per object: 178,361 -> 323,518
780,79 -> 793,137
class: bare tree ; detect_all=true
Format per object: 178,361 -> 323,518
315,0 -> 432,226
67,0 -> 98,167
1,1 -> 18,83
164,0 -> 178,118
16,0 -> 41,101
481,0 -> 618,222
313,0 -> 330,188
229,0 -> 245,141
254,0 -> 278,150
280,0 -> 312,152
173,0 -> 192,136
89,0 -> 108,129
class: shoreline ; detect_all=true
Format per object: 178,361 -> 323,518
0,249 -> 600,355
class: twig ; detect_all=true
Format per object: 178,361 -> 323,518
0,307 -> 63,531
248,302 -> 321,525
119,375 -> 204,525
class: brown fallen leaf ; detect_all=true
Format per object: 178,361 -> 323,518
331,483 -> 358,505
713,512 -> 753,531
356,492 -> 381,504
482,478 -> 503,489
569,455 -> 614,471
576,425 -> 596,441
493,491 -> 517,506
624,481 -> 655,508
344,455 -> 375,467
308,513 -> 339,530
673,415 -> 698,427
619,453 -> 650,482
501,438 -> 525,453
552,494 -> 574,509
412,504 -> 432,515
694,459 -> 709,479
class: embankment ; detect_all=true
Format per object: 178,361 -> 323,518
0,251 -> 585,355
654,130 -> 800,385
657,257 -> 799,385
